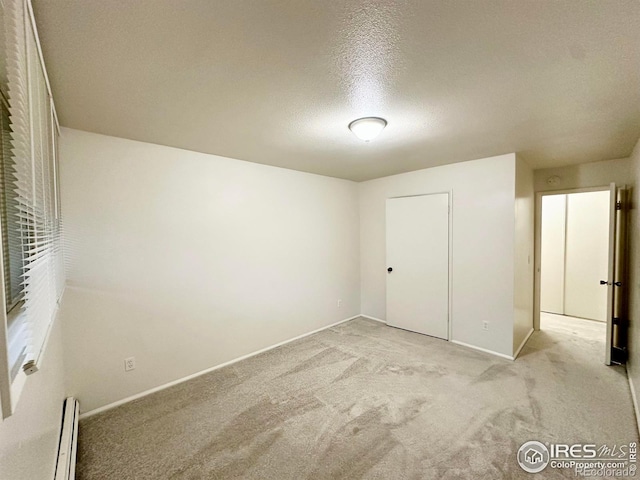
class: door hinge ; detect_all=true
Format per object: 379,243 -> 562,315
613,317 -> 628,327
615,201 -> 622,210
612,347 -> 627,364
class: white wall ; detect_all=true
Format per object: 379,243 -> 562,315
535,157 -> 632,192
59,128 -> 361,413
625,137 -> 640,417
359,153 -> 518,357
513,157 -> 534,352
564,191 -> 610,321
0,316 -> 65,480
540,195 -> 566,314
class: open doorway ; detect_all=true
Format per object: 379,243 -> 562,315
541,191 -> 610,321
535,185 -> 630,365
538,190 -> 610,357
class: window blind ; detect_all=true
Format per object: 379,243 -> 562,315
4,0 -> 63,378
0,96 -> 23,311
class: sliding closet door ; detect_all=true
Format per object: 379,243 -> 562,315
540,195 -> 566,315
564,191 -> 610,321
386,193 -> 449,340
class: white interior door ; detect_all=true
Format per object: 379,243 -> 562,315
386,193 -> 449,339
605,183 -> 616,365
611,186 -> 629,365
603,183 -> 632,365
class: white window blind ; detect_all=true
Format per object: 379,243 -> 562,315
0,95 -> 26,381
2,0 -> 63,393
0,96 -> 23,312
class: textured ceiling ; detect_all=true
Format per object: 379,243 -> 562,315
33,0 -> 640,181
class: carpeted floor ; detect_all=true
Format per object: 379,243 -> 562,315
76,314 -> 638,479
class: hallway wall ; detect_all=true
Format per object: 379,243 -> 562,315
535,157 -> 632,192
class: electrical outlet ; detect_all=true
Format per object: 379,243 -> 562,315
482,321 -> 489,331
124,356 -> 136,372
337,299 -> 342,308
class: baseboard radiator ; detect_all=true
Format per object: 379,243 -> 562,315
55,397 -> 80,480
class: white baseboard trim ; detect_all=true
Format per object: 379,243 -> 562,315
54,397 -> 79,480
361,315 -> 515,360
360,314 -> 386,324
80,314 -> 362,419
513,328 -> 535,360
450,340 -> 514,361
627,370 -> 640,437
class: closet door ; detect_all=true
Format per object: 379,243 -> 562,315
386,193 -> 449,340
564,190 -> 610,322
540,195 -> 566,315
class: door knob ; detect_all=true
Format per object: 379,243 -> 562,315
600,280 -> 611,285
387,267 -> 393,273
614,281 -> 623,287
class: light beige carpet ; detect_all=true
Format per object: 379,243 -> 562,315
77,314 -> 638,479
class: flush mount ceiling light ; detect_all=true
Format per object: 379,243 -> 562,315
348,117 -> 387,142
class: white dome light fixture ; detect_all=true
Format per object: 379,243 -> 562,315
348,117 -> 387,142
